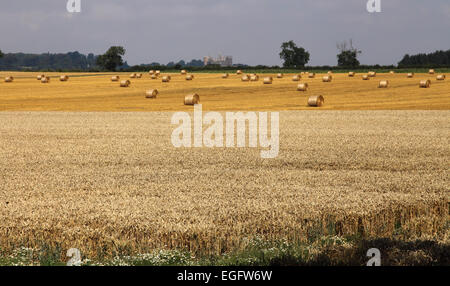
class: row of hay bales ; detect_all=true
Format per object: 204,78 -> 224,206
113,73 -> 197,86
143,88 -> 200,105
349,69 -> 442,80
345,70 -> 443,88
134,71 -> 193,79
128,70 -> 197,81
37,74 -> 69,83
348,69 -> 437,77
130,73 -> 143,79
2,74 -> 69,83
3,68 -> 444,84
237,73 -> 322,84
375,79 -> 433,88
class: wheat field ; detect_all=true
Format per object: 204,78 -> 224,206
0,72 -> 449,111
0,110 -> 448,258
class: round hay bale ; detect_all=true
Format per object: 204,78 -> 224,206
237,70 -> 243,75
37,75 -> 45,80
130,73 -> 137,78
250,75 -> 259,81
292,75 -> 301,81
263,77 -> 273,84
362,75 -> 370,80
368,71 -> 376,77
149,70 -> 155,75
41,77 -> 50,83
59,75 -> 69,82
136,73 -> 143,79
322,75 -> 332,82
378,80 -> 389,88
327,71 -> 333,74
436,75 -> 446,81
145,89 -> 158,99
390,71 -> 395,74
222,73 -> 229,79
111,76 -> 120,82
186,75 -> 194,81
419,80 -> 431,88
181,70 -> 187,75
155,70 -> 161,75
120,80 -> 130,87
429,69 -> 435,75
297,83 -> 308,91
407,73 -> 414,78
308,73 -> 315,78
241,75 -> 250,82
162,76 -> 171,82
277,73 -> 283,78
308,95 -> 324,107
4,76 -> 14,83
184,94 -> 200,105
151,74 -> 158,79
348,72 -> 355,77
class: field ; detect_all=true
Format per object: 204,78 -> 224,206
0,72 -> 449,111
0,72 -> 449,265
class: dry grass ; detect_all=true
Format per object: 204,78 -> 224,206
0,111 -> 448,258
1,72 -> 449,111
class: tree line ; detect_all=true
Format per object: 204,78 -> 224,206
0,44 -> 448,72
0,51 -> 97,71
398,50 -> 450,68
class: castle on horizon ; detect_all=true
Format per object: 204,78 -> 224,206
203,54 -> 233,67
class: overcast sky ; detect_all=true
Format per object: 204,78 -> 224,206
1,0 -> 449,66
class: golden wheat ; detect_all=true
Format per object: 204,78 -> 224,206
0,111 -> 447,258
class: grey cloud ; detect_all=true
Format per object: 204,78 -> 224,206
0,0 -> 449,66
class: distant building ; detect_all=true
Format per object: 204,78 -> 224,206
203,55 -> 233,67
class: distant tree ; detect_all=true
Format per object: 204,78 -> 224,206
176,60 -> 186,67
87,53 -> 96,68
398,50 -> 450,68
0,49 -> 3,58
337,39 -> 361,67
96,46 -> 126,71
186,59 -> 203,67
279,41 -> 310,68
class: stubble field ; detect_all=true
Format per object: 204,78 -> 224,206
0,72 -> 449,111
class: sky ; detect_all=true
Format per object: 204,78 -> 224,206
0,0 -> 449,66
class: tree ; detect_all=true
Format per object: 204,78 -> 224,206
398,50 -> 450,68
186,59 -> 203,67
337,39 -> 361,67
0,49 -> 3,58
279,41 -> 310,68
96,46 -> 126,71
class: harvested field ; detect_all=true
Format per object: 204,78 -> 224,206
0,111 -> 448,258
0,72 -> 449,111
